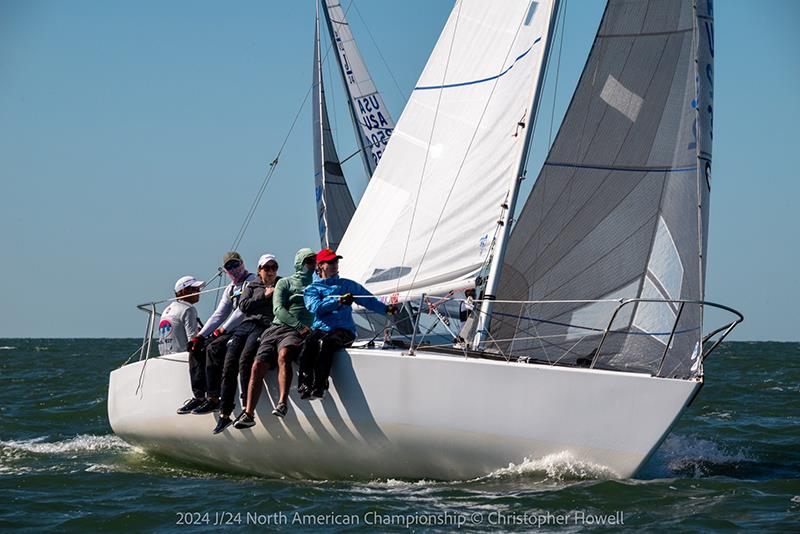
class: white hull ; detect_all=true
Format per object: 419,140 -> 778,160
108,348 -> 700,480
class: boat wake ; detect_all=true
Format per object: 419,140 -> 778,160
363,452 -> 619,488
0,434 -> 137,456
649,434 -> 752,478
484,452 -> 619,481
0,434 -> 137,476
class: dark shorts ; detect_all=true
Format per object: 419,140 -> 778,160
255,324 -> 304,364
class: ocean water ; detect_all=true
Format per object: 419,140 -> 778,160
1,340 -> 798,532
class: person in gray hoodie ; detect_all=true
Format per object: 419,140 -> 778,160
241,248 -> 316,422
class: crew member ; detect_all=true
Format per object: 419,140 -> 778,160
182,252 -> 256,415
300,248 -> 395,399
214,254 -> 280,432
244,248 -> 316,419
159,275 -> 203,357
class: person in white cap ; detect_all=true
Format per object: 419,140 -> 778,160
187,251 -> 257,416
158,276 -> 203,357
214,253 -> 281,433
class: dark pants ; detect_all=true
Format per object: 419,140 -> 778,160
205,332 -> 233,397
219,322 -> 266,415
188,344 -> 208,399
298,328 -> 355,391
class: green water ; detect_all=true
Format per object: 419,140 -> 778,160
1,340 -> 798,531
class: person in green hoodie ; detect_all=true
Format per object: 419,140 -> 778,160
244,248 -> 316,420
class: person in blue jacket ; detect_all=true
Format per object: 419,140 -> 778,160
299,248 -> 396,399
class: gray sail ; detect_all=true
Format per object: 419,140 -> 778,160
313,11 -> 357,250
493,0 -> 714,379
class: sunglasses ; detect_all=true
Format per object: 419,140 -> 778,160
224,260 -> 242,270
260,263 -> 278,271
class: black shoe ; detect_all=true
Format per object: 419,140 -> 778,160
272,402 -> 288,418
212,415 -> 232,434
297,384 -> 311,400
191,398 -> 220,414
177,398 -> 204,415
310,388 -> 325,400
233,412 -> 255,429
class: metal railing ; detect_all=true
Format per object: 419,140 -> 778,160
133,292 -> 743,379
589,298 -> 744,376
388,295 -> 743,377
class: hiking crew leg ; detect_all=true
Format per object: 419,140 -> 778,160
298,329 -> 323,390
314,329 -> 355,391
238,326 -> 264,409
188,346 -> 207,398
277,346 -> 298,404
245,327 -> 280,415
219,328 -> 251,416
205,332 -> 232,398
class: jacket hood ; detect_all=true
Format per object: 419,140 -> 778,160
293,248 -> 316,273
292,247 -> 316,285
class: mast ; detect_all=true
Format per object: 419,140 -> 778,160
313,3 -> 356,249
314,4 -> 330,247
472,0 -> 561,349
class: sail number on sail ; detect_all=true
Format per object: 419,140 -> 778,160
356,95 -> 392,166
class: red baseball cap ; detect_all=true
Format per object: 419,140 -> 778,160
316,248 -> 342,263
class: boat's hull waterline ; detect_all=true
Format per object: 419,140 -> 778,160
108,348 -> 699,480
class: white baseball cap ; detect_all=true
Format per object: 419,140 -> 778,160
257,254 -> 278,269
174,275 -> 204,293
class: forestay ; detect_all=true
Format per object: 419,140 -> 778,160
322,0 -> 396,176
313,11 -> 357,250
493,0 -> 715,379
338,0 -> 558,301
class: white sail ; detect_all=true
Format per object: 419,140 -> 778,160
337,0 -> 558,300
313,10 -> 356,250
322,0 -> 396,176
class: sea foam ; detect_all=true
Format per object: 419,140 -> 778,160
0,434 -> 136,455
654,434 -> 751,477
486,451 -> 619,481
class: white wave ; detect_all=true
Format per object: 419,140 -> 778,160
486,451 -> 619,481
363,478 -> 437,489
655,434 -> 751,476
0,346 -> 16,350
0,434 -> 137,455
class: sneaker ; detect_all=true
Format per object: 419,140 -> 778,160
177,398 -> 204,415
233,412 -> 255,429
310,388 -> 325,400
212,415 -> 232,434
191,398 -> 220,414
297,384 -> 311,400
272,402 -> 288,418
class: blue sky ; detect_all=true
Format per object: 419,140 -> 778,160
0,0 -> 797,341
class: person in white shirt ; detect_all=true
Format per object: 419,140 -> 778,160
182,251 -> 256,415
158,276 -> 203,356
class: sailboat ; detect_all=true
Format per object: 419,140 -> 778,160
109,0 -> 742,480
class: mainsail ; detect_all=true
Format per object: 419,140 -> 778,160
321,0 -> 396,176
493,0 -> 715,379
338,0 -> 559,300
313,9 -> 357,250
